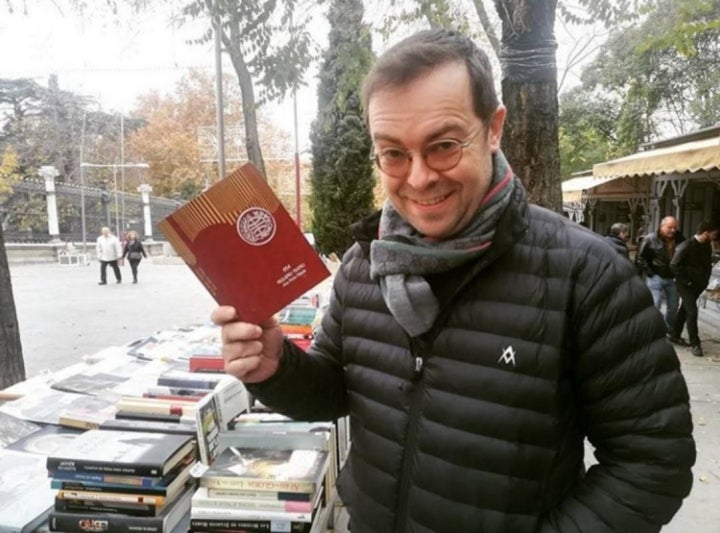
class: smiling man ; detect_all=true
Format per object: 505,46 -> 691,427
212,29 -> 695,532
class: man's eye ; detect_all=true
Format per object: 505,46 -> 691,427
425,140 -> 459,155
380,148 -> 407,161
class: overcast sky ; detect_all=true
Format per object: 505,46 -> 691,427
0,3 -> 603,153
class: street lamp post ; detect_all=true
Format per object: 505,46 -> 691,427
81,162 -> 149,236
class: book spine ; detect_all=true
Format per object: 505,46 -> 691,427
190,507 -> 312,522
192,497 -> 311,513
51,480 -> 168,497
50,470 -> 160,488
47,457 -> 163,477
49,511 -> 165,533
188,357 -> 225,373
189,518 -> 311,533
145,385 -> 210,397
54,498 -> 159,517
57,488 -> 166,506
207,488 -> 312,502
98,418 -> 197,435
114,411 -> 196,424
201,477 -> 316,494
142,393 -> 204,402
156,376 -> 219,389
115,399 -> 197,416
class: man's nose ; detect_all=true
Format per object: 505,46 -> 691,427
406,155 -> 439,190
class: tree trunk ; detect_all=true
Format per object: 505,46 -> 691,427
223,28 -> 267,179
494,0 -> 562,212
0,223 -> 25,389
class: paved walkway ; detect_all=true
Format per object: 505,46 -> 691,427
7,260 -> 719,531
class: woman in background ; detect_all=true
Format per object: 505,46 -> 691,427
122,230 -> 147,284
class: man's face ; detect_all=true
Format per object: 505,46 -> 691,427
659,218 -> 678,240
101,228 -> 110,237
367,61 -> 505,240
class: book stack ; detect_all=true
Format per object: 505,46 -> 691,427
190,446 -> 330,533
46,429 -> 197,533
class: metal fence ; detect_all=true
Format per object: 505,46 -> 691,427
0,180 -> 181,244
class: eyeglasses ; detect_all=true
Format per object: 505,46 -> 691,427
370,128 -> 482,178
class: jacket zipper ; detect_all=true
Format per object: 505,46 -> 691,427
395,337 -> 426,533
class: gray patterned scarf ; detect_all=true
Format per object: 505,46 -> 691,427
370,151 -> 515,337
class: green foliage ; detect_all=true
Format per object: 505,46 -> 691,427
310,0 -> 375,256
558,88 -> 625,179
179,0 -> 315,105
578,0 -> 720,135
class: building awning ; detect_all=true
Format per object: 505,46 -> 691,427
593,136 -> 720,178
561,175 -> 622,203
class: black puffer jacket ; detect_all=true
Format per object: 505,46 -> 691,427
250,181 -> 695,533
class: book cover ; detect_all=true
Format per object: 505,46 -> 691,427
46,429 -> 196,477
157,162 -> 330,325
48,485 -> 193,533
0,389 -> 115,425
200,447 -> 328,494
5,424 -> 83,456
0,411 -> 41,448
0,448 -> 57,533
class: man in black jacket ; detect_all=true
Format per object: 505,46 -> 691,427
635,216 -> 685,336
670,221 -> 718,357
604,222 -> 629,259
212,30 -> 694,533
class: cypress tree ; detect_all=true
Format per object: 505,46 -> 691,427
309,0 -> 375,256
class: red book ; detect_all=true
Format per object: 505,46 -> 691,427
188,354 -> 225,373
158,163 -> 330,324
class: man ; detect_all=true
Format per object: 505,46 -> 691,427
635,216 -> 685,335
212,30 -> 694,532
604,221 -> 629,259
96,226 -> 122,285
670,221 -> 717,357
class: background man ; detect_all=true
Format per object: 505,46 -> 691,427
213,29 -> 694,532
95,226 -> 122,285
670,221 -> 718,356
636,216 -> 685,336
604,221 -> 630,259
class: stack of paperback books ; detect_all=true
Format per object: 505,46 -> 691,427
190,446 -> 330,533
45,429 -> 197,533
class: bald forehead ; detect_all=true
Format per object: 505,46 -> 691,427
660,217 -> 677,228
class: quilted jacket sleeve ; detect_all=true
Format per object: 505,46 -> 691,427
245,261 -> 349,421
540,242 -> 695,532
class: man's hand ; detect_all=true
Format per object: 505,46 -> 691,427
211,306 -> 284,383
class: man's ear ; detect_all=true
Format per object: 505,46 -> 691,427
487,105 -> 506,153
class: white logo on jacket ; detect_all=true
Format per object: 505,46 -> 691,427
498,346 -> 517,367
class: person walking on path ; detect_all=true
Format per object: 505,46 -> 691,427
604,222 -> 630,259
96,226 -> 122,285
670,221 -> 718,356
122,230 -> 147,284
213,29 -> 695,533
636,216 -> 685,334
